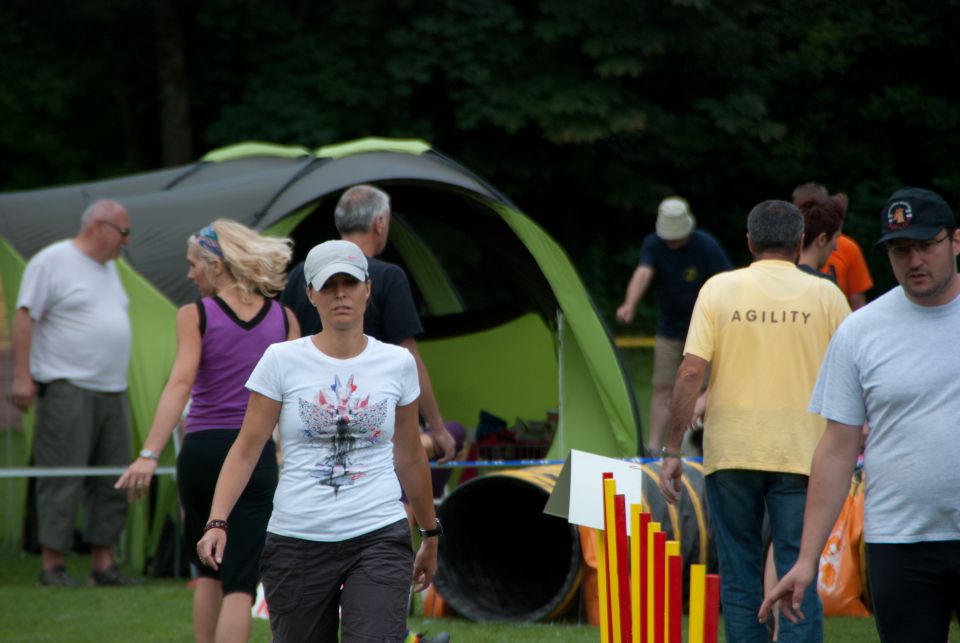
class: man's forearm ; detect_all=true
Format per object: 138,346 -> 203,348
664,355 -> 708,451
398,337 -> 444,430
795,422 -> 861,566
11,308 -> 33,379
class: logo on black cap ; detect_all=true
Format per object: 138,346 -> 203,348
886,201 -> 913,230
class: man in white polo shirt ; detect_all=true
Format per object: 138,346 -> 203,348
12,199 -> 140,586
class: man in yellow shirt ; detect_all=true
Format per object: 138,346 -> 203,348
658,200 -> 850,642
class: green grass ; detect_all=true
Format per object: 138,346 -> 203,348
3,358 -> 957,641
2,547 -> 947,642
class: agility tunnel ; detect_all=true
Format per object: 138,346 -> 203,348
434,461 -> 715,622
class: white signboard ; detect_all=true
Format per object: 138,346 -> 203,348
543,449 -> 645,535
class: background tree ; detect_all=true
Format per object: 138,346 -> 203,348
2,0 -> 958,329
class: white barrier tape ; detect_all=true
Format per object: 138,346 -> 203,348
0,466 -> 177,478
0,457 -> 704,478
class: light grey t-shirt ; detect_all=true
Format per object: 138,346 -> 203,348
810,286 -> 960,543
17,240 -> 131,392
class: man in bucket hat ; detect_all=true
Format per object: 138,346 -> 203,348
762,187 -> 960,642
616,197 -> 732,454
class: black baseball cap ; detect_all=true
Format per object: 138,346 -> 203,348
876,187 -> 957,246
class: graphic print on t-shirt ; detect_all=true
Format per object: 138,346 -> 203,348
297,374 -> 388,493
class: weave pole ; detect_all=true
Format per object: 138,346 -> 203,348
597,527 -> 610,643
603,477 -> 622,641
688,564 -> 706,643
630,506 -> 650,643
589,470 -> 719,643
645,521 -> 660,643
703,574 -> 720,643
666,541 -> 682,643
614,495 -> 632,641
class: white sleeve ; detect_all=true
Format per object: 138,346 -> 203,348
246,344 -> 284,402
398,351 -> 420,407
16,255 -> 55,320
808,323 -> 867,426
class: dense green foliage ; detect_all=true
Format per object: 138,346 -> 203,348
3,0 -> 958,328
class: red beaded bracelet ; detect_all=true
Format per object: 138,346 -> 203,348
203,519 -> 228,533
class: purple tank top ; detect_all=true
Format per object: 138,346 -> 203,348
184,296 -> 288,433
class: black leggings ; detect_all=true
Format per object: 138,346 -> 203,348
867,541 -> 960,643
177,429 -> 277,596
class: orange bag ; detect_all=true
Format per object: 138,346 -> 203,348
817,478 -> 870,616
578,526 -> 601,626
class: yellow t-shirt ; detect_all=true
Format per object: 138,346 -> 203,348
685,260 -> 850,475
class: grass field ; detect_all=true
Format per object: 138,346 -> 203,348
2,349 -> 958,641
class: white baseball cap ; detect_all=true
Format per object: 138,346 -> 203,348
304,240 -> 368,289
656,197 -> 696,241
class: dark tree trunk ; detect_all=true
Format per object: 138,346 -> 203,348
154,0 -> 193,166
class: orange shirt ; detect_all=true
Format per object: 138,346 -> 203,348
822,234 -> 873,297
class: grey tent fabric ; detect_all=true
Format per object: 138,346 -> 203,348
0,150 -> 507,305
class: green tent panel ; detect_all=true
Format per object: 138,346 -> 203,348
0,138 -> 641,569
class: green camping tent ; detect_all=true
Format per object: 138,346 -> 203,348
0,138 -> 641,570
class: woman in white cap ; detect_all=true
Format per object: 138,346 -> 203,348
197,239 -> 439,642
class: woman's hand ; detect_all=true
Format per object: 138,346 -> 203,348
411,537 -> 439,593
196,527 -> 227,572
114,457 -> 158,502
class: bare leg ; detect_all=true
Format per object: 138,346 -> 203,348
193,577 -> 223,643
215,592 -> 253,643
90,544 -> 114,572
648,385 -> 672,452
41,546 -> 65,571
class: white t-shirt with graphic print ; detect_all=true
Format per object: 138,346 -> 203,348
247,335 -> 419,542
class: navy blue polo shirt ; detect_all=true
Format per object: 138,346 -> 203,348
638,229 -> 732,339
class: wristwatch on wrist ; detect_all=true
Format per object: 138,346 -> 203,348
139,448 -> 159,460
660,446 -> 682,459
418,518 -> 443,538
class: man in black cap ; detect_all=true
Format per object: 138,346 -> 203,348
761,187 -> 960,642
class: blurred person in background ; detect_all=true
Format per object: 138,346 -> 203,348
12,199 -> 140,587
117,220 -> 297,643
792,183 -> 873,309
616,196 -> 732,454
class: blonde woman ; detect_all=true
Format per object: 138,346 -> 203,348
197,240 -> 439,641
116,220 -> 298,643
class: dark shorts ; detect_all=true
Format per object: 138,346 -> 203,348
260,519 -> 414,642
33,380 -> 131,552
867,540 -> 960,642
177,429 -> 277,596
